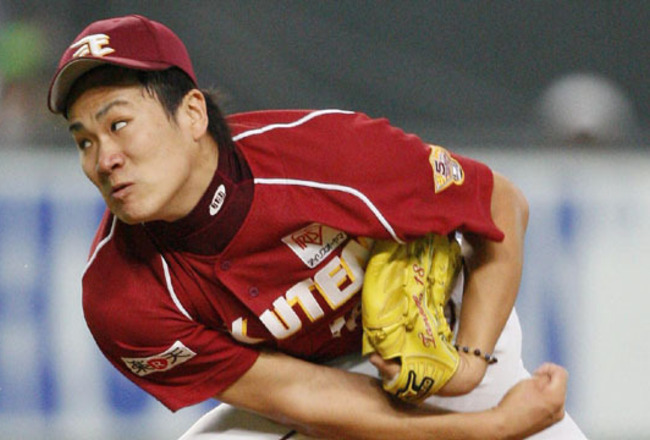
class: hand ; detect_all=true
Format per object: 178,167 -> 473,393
369,351 -> 487,398
493,363 -> 567,439
369,353 -> 400,383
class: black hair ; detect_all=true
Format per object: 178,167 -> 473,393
65,65 -> 234,152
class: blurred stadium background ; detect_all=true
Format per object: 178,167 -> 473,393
0,1 -> 648,439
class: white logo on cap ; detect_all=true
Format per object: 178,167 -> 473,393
70,34 -> 115,58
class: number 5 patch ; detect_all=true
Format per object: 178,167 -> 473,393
428,145 -> 464,193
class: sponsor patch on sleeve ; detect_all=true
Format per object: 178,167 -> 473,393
122,340 -> 196,377
282,223 -> 348,269
428,144 -> 465,193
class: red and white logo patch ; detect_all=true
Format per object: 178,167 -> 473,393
122,341 -> 196,377
282,223 -> 347,268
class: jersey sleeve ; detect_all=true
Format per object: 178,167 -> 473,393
82,217 -> 259,411
347,112 -> 505,242
240,110 -> 504,242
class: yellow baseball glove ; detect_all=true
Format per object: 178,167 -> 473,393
362,233 -> 462,403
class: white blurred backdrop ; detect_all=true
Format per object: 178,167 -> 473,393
1,145 -> 649,440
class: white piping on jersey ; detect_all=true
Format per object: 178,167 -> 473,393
83,215 -> 118,277
232,109 -> 355,142
82,215 -> 194,321
160,255 -> 194,321
254,178 -> 405,244
232,109 -> 404,244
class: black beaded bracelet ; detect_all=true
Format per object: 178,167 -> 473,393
454,344 -> 498,365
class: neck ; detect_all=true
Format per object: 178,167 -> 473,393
161,136 -> 220,222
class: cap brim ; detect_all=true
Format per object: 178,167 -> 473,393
47,57 -> 173,114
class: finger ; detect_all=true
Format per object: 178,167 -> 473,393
535,364 -> 568,417
535,363 -> 567,385
369,353 -> 401,381
534,363 -> 568,386
533,362 -> 559,377
547,367 -> 568,393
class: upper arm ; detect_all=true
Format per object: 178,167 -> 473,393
83,240 -> 259,412
490,171 -> 529,234
86,296 -> 259,412
462,171 -> 529,280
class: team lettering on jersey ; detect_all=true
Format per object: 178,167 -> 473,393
230,234 -> 373,343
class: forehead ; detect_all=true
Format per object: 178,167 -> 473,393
64,66 -> 148,117
67,84 -> 159,122
68,85 -> 135,116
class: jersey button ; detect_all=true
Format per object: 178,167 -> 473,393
220,260 -> 231,271
248,287 -> 259,297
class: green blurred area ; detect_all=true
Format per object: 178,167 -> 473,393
0,21 -> 45,81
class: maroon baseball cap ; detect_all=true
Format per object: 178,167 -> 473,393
47,14 -> 197,114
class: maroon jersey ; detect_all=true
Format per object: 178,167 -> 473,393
82,109 -> 503,411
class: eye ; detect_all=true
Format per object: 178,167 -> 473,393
111,120 -> 127,132
76,138 -> 92,151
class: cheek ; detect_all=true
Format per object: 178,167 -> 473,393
143,124 -> 190,166
135,121 -> 177,157
80,155 -> 100,187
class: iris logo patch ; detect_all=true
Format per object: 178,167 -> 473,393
282,223 -> 347,268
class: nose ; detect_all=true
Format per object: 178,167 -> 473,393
96,139 -> 125,175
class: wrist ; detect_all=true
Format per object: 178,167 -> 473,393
459,350 -> 488,387
438,351 -> 487,396
454,344 -> 498,365
486,406 -> 511,440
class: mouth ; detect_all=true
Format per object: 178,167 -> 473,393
110,182 -> 133,200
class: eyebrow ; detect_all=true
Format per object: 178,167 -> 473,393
68,99 -> 131,133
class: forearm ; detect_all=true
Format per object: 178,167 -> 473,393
456,172 -> 529,353
218,351 -> 507,440
276,367 -> 503,440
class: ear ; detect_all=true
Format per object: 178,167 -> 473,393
180,89 -> 209,141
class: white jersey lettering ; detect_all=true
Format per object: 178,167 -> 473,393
232,238 -> 373,341
286,279 -> 325,322
260,296 -> 303,339
230,317 -> 265,344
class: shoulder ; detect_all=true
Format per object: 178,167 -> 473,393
226,109 -> 376,139
82,212 -> 160,275
228,109 -> 422,172
82,214 -> 169,342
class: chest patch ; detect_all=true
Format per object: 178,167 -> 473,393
282,223 -> 348,268
121,340 -> 196,377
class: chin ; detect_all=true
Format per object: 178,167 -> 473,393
109,197 -> 175,224
111,207 -> 154,225
108,197 -> 161,224
112,212 -> 141,225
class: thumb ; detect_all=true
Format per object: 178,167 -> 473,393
369,353 -> 401,382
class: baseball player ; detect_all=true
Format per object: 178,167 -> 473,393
48,15 -> 587,439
